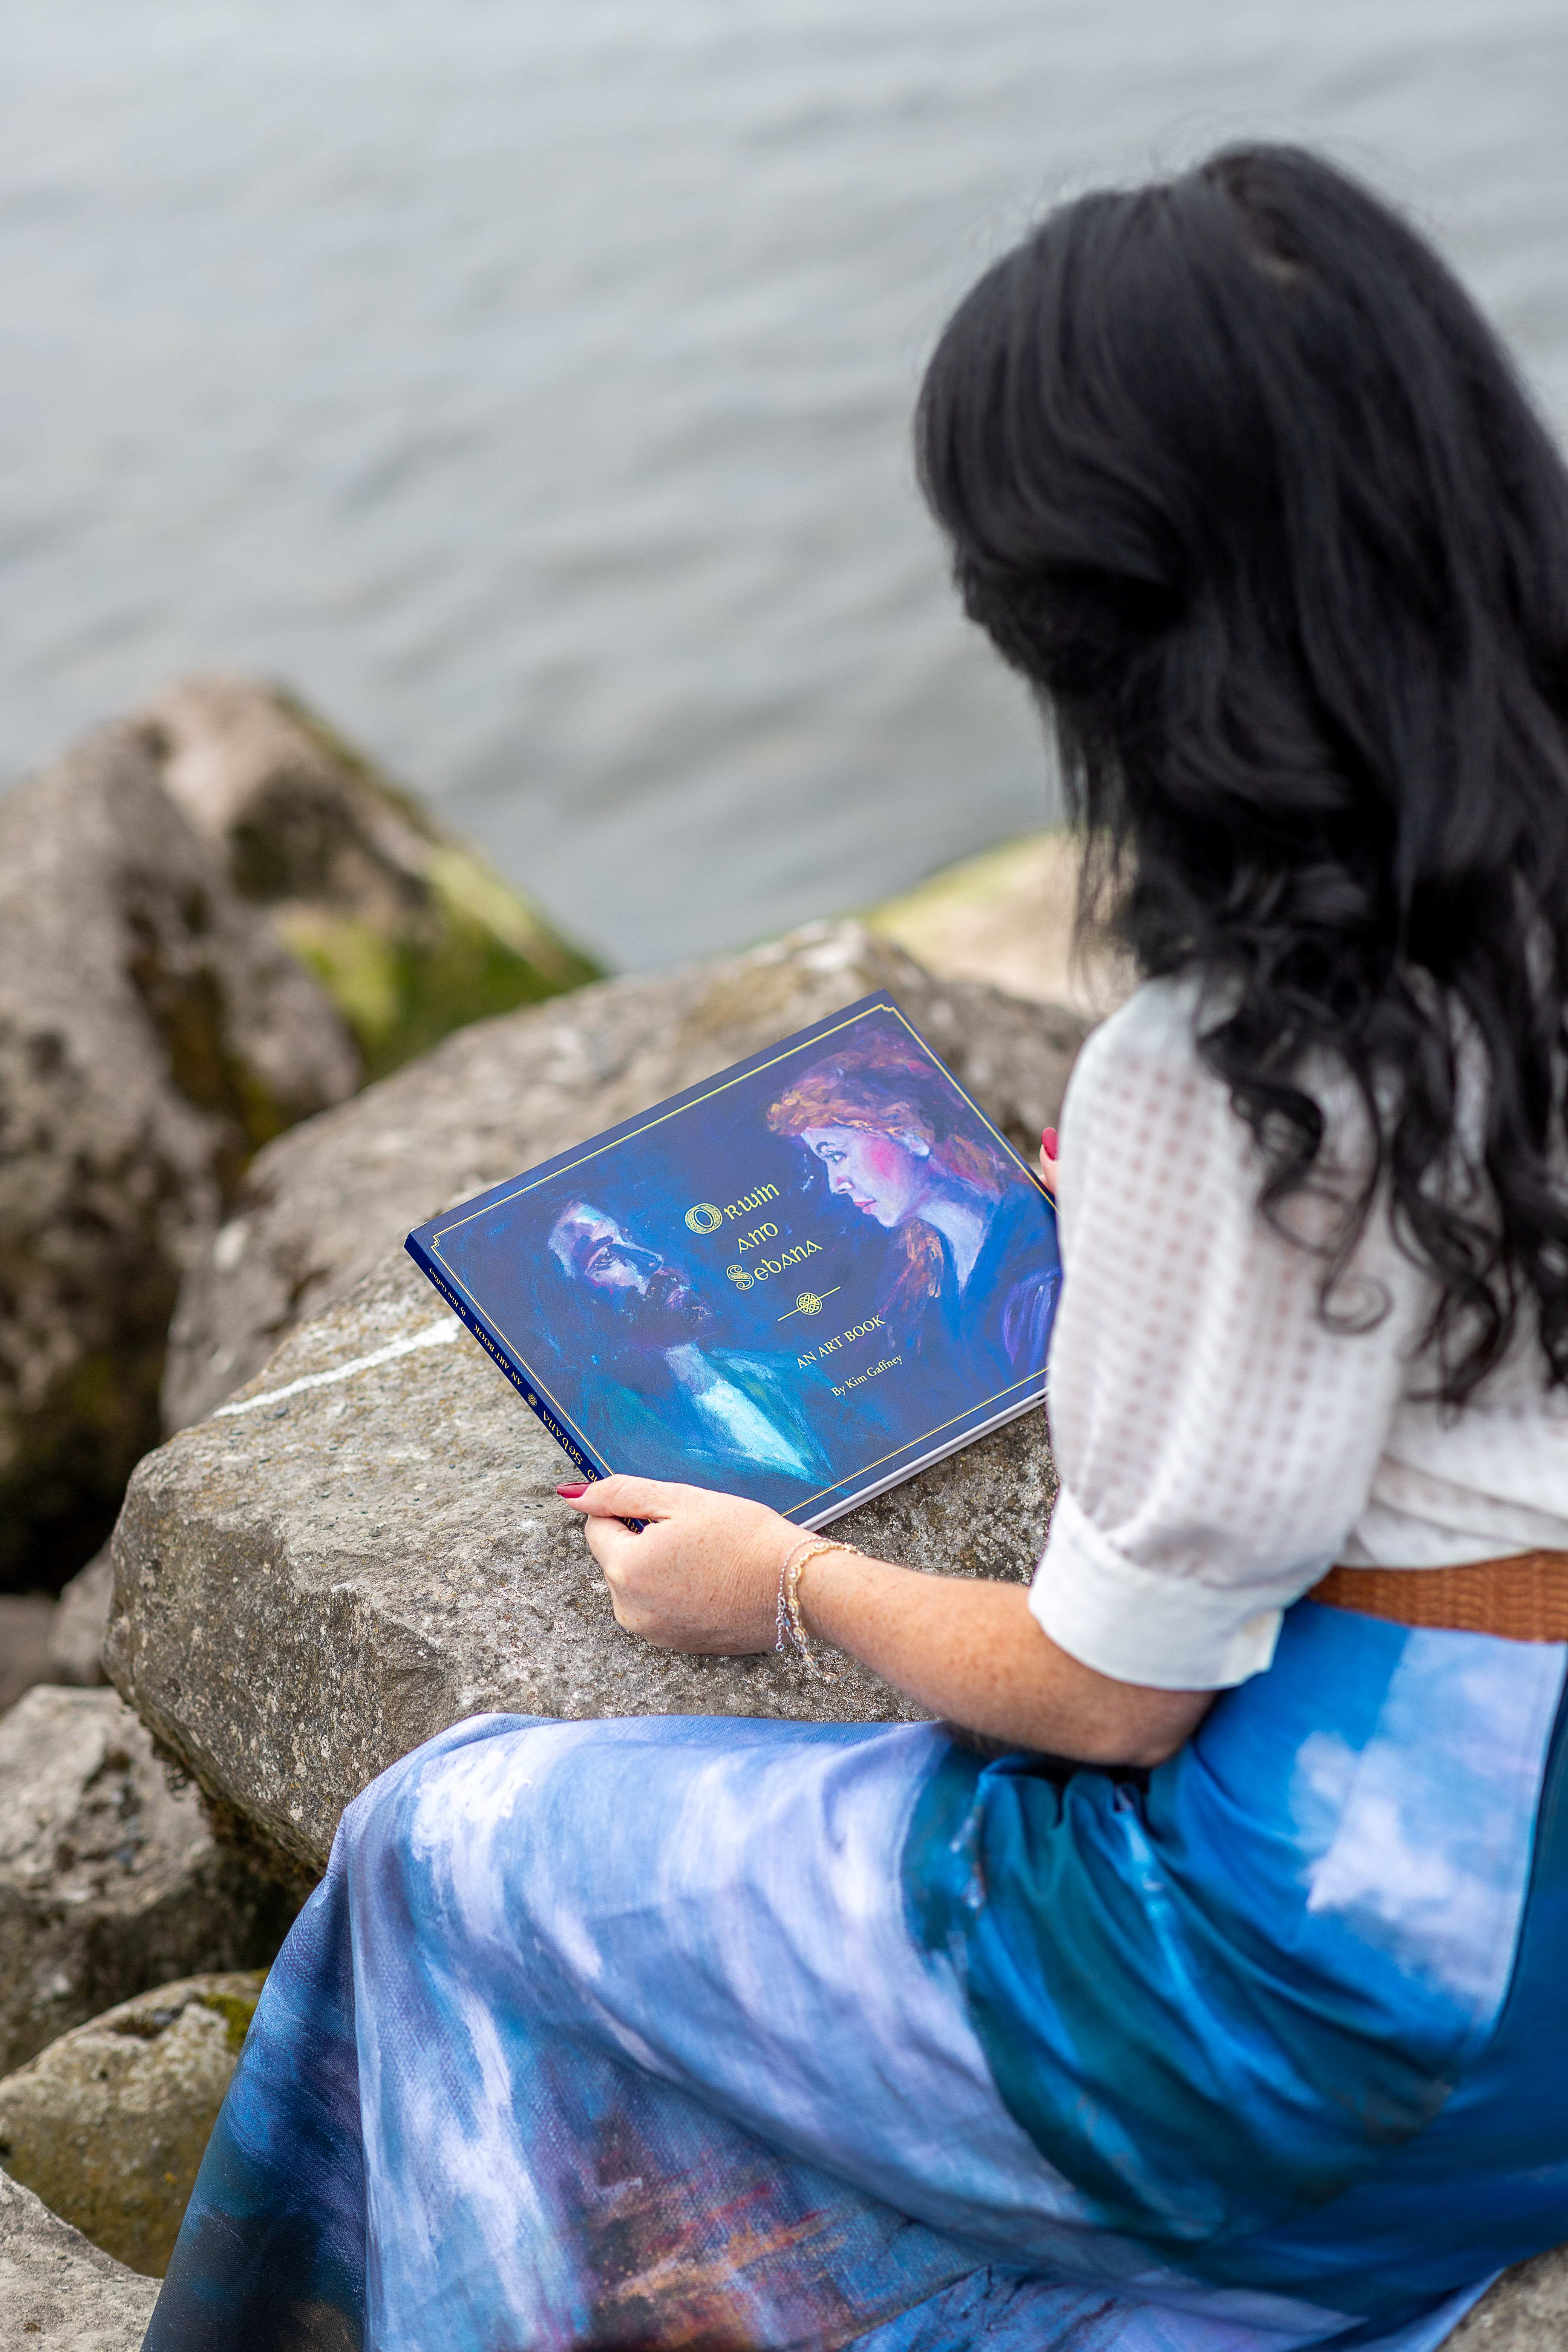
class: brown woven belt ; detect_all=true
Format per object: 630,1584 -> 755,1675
1310,1552 -> 1568,1642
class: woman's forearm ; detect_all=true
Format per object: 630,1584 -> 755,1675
799,1547 -> 1213,1767
567,1475 -> 1214,1766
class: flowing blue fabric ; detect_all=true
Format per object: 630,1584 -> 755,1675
144,1603 -> 1568,2351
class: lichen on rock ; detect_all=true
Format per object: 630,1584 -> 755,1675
137,673 -> 603,1083
866,828 -> 1136,1018
0,1971 -> 265,2277
0,722 -> 360,1589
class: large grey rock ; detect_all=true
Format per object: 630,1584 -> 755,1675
0,1969 -> 264,2278
162,919 -> 1090,1429
0,2163 -> 158,2350
0,722 -> 359,1590
0,1686 -> 295,2075
113,1232 -> 1059,1883
45,1546 -> 113,1688
137,673 -> 603,1084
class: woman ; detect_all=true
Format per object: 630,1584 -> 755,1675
765,1025 -> 1059,1386
145,147 -> 1568,2352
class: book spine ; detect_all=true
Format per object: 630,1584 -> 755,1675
403,1235 -> 606,1482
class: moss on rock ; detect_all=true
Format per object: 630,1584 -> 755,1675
865,828 -> 1133,1019
0,727 -> 360,1590
0,1972 -> 265,2276
140,674 -> 603,1081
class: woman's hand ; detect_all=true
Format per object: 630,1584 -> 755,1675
559,1476 -> 796,1653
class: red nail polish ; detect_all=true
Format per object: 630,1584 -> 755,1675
556,1482 -> 588,1498
1041,1127 -> 1058,1157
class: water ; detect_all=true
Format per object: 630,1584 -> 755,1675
3,0 -> 1566,972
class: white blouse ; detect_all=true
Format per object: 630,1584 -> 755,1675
1028,978 -> 1568,1690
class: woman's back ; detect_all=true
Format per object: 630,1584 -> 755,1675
1032,978 -> 1568,1689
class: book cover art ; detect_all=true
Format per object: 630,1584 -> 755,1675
405,994 -> 1060,1525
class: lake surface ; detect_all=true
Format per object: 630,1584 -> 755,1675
4,0 -> 1566,971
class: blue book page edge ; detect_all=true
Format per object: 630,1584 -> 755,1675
404,991 -> 1056,1524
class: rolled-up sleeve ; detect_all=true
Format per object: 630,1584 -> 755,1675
1029,982 -> 1430,1689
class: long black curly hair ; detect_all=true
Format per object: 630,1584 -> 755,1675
916,143 -> 1568,1407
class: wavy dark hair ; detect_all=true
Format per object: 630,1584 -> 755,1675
916,144 -> 1568,1405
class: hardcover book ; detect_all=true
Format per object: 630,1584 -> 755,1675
405,993 -> 1060,1526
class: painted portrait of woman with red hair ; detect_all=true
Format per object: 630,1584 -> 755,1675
766,1022 -> 1059,1389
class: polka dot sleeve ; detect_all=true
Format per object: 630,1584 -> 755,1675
1028,980 -> 1431,1689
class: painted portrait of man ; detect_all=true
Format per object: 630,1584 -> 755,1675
544,1199 -> 830,1496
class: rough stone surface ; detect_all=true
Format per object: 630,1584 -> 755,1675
45,1547 -> 113,1688
868,828 -> 1136,1020
0,1599 -> 54,1718
114,1228 -> 1059,1882
0,1686 -> 296,2075
1443,2248 -> 1568,2347
0,1969 -> 264,2277
162,919 -> 1091,1430
0,721 -> 360,1590
138,673 -> 603,1085
0,2163 -> 159,2350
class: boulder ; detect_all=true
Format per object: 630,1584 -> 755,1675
867,828 -> 1136,1020
0,2163 -> 158,2350
136,673 -> 603,1083
161,919 -> 1090,1429
113,1231 -> 1059,1883
0,723 -> 360,1590
0,1969 -> 264,2277
0,1686 -> 296,2075
45,1545 -> 113,1688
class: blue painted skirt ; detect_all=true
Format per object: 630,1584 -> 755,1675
143,1603 -> 1568,2351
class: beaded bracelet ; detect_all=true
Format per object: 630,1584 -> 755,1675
775,1534 -> 861,1682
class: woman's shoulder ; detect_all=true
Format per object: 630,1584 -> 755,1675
1062,974 -> 1212,1119
1056,973 -> 1291,1200
1059,974 -> 1384,1237
1066,970 -> 1377,1166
